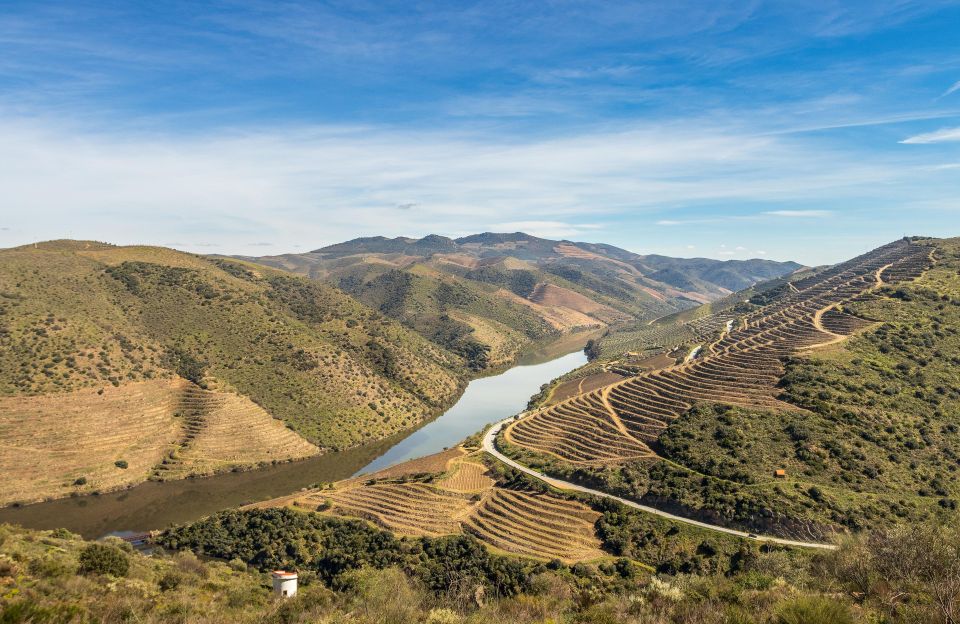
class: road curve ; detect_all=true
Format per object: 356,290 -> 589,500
483,416 -> 837,551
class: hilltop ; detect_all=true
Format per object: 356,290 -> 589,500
0,241 -> 464,506
244,233 -> 800,368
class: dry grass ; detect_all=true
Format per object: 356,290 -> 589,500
547,371 -> 625,405
434,459 -> 495,492
0,377 -> 322,506
0,379 -> 184,506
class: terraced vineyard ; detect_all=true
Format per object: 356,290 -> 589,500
299,482 -> 470,537
504,239 -> 934,465
281,450 -> 605,562
155,386 -> 319,479
461,489 -> 604,561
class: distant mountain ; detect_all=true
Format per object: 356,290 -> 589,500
244,233 -> 801,367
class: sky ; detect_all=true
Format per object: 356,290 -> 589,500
1,1 -> 959,265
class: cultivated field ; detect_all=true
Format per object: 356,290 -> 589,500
504,239 -> 934,465
283,449 -> 605,562
155,386 -> 319,479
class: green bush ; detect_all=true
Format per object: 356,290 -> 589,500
77,543 -> 129,577
776,596 -> 852,624
114,459 -> 128,469
158,569 -> 185,591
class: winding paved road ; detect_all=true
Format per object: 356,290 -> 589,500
482,416 -> 837,551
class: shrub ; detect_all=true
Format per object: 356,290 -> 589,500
78,543 -> 129,577
158,570 -> 185,591
775,596 -> 852,624
114,459 -> 128,469
73,477 -> 87,486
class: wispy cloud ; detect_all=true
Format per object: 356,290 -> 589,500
763,210 -> 832,218
900,126 -> 960,144
944,80 -> 960,97
491,221 -> 603,239
2,114 -> 930,255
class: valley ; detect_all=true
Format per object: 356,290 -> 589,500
0,331 -> 592,537
244,232 -> 800,370
4,235 -> 960,624
221,236 -> 957,562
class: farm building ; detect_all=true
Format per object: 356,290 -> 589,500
271,570 -> 297,598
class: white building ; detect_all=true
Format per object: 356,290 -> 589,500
271,570 -> 298,598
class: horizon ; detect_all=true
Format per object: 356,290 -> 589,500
2,2 -> 960,265
2,229 -> 850,266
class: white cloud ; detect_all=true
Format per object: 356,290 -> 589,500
944,80 -> 960,97
763,210 -> 831,218
900,126 -> 960,144
0,115 -> 945,255
756,250 -> 768,255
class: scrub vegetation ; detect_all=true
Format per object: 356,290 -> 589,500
3,516 -> 958,623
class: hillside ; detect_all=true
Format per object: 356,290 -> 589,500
0,241 -> 464,507
500,236 -> 960,539
244,233 -> 800,369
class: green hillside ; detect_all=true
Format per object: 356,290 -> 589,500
502,237 -> 959,538
0,241 -> 464,451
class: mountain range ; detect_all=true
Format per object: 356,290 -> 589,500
244,232 -> 801,368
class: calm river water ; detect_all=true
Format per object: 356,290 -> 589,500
0,333 -> 592,538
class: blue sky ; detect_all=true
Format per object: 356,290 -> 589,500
1,1 -> 959,264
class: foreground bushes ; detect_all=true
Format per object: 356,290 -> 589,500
2,516 -> 958,623
77,542 -> 129,577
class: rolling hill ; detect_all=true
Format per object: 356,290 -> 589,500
500,236 -> 959,539
0,241 -> 464,506
244,232 -> 801,368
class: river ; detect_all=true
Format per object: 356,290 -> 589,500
0,333 -> 591,538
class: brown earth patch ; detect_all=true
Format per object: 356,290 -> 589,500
548,371 -> 625,405
0,379 -> 185,506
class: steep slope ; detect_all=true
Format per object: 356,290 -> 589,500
501,237 -> 956,539
0,241 -> 463,506
245,232 -> 800,368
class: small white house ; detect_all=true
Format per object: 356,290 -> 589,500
271,570 -> 298,598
